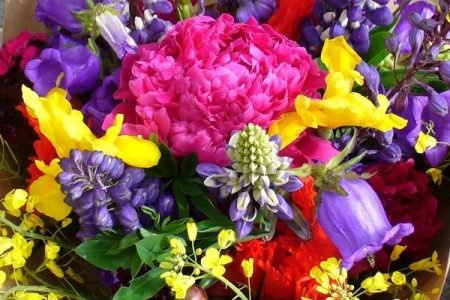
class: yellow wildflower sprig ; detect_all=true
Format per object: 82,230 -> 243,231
159,223 -> 251,300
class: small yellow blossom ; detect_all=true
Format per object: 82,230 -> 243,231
21,214 -> 45,231
241,258 -> 254,278
46,260 -> 64,278
159,261 -> 174,270
414,293 -> 431,300
14,291 -> 45,300
309,266 -> 330,294
201,248 -> 233,277
415,132 -> 437,153
361,272 -> 390,294
412,278 -> 418,288
390,245 -> 407,261
170,238 -> 186,255
65,267 -> 84,284
162,271 -> 195,299
10,268 -> 29,285
426,168 -> 443,185
61,218 -> 72,228
218,229 -> 236,249
409,251 -> 443,275
319,257 -> 341,280
3,189 -> 28,216
195,248 -> 203,256
1,228 -> 8,236
391,271 -> 406,285
186,221 -> 197,242
0,270 -> 6,288
45,241 -> 61,260
25,195 -> 39,213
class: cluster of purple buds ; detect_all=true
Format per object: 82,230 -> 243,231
301,0 -> 393,56
216,0 -> 277,23
196,124 -> 303,238
129,0 -> 173,44
57,149 -> 175,239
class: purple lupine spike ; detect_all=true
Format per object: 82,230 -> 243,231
94,206 -> 115,231
157,193 -> 176,219
367,6 -> 393,26
117,204 -> 141,232
318,178 -> 414,270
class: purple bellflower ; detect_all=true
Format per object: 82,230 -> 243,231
318,178 -> 414,270
36,0 -> 88,33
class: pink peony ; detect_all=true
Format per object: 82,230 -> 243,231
105,14 -> 325,165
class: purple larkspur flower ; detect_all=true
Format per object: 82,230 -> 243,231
36,0 -> 88,33
318,178 -> 414,270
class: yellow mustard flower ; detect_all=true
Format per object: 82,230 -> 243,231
0,270 -> 6,288
426,168 -> 443,185
14,291 -> 45,300
270,37 -> 407,148
319,257 -> 341,280
409,251 -> 443,275
45,241 -> 60,260
391,271 -> 406,285
241,258 -> 254,278
22,86 -> 161,220
218,229 -> 236,249
46,260 -> 64,278
65,267 -> 85,284
8,233 -> 34,269
309,266 -> 330,294
414,293 -> 431,300
361,272 -> 390,294
170,238 -> 186,255
0,237 -> 13,255
10,268 -> 29,285
162,271 -> 195,299
3,189 -> 28,216
1,228 -> 8,237
201,248 -> 233,277
415,132 -> 438,153
47,294 -> 59,300
20,214 -> 45,231
390,245 -> 407,261
186,221 -> 197,242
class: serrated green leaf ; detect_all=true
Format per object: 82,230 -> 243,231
172,180 -> 189,218
113,268 -> 165,300
76,233 -> 136,271
180,153 -> 198,177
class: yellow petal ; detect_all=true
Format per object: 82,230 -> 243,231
269,112 -> 306,148
415,132 -> 438,153
29,175 -> 71,221
321,37 -> 362,72
323,70 -> 364,99
35,159 -> 62,178
113,135 -> 160,168
390,245 -> 407,261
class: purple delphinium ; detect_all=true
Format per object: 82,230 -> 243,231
318,178 -> 414,270
36,0 -> 88,33
82,68 -> 121,135
25,33 -> 101,96
57,149 -> 175,239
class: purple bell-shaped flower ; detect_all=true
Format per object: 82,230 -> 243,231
318,178 -> 414,270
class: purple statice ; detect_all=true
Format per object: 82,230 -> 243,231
196,124 -> 303,238
36,0 -> 88,33
24,33 -> 101,96
82,68 -> 121,135
215,0 -> 277,23
301,0 -> 393,56
57,149 -> 175,239
318,178 -> 414,270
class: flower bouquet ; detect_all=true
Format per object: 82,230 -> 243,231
0,0 -> 449,299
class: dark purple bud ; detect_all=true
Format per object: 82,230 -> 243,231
69,183 -> 84,200
328,0 -> 348,10
356,61 -> 381,97
385,33 -> 399,53
157,193 -> 175,219
99,155 -> 114,173
110,184 -> 132,205
439,61 -> 450,83
117,204 -> 141,232
408,12 -> 424,27
120,167 -> 146,188
379,143 -> 402,163
274,195 -> 294,220
349,25 -> 370,53
376,130 -> 394,145
313,1 -> 326,19
330,22 -> 346,38
429,89 -> 448,117
70,149 -> 83,167
428,45 -> 440,60
93,188 -> 107,207
229,199 -> 246,221
196,163 -> 225,178
94,206 -> 114,231
253,0 -> 277,22
109,160 -> 125,179
235,219 -> 253,238
148,18 -> 167,38
236,2 -> 257,23
57,172 -> 78,186
409,28 -> 424,54
419,18 -> 440,30
131,30 -> 149,45
130,189 -> 147,207
347,6 -> 362,22
280,175 -> 303,192
59,158 -> 74,172
367,6 -> 393,26
302,26 -> 322,46
149,0 -> 173,14
88,151 -> 104,167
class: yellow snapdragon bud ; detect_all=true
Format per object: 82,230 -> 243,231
241,258 -> 254,278
187,221 -> 197,242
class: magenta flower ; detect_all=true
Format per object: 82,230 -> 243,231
104,14 -> 325,166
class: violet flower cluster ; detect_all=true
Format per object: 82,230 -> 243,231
197,124 -> 303,238
57,149 -> 175,239
301,0 -> 393,56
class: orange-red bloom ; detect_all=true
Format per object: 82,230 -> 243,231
211,178 -> 340,300
268,0 -> 315,41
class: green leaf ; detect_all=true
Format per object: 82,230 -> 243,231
180,153 -> 199,177
174,178 -> 204,197
76,233 -> 136,271
147,143 -> 177,177
160,218 -> 189,234
113,268 -> 165,300
136,234 -> 170,267
130,254 -> 143,278
172,180 -> 189,218
362,17 -> 399,66
191,195 -> 231,226
118,232 -> 141,250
